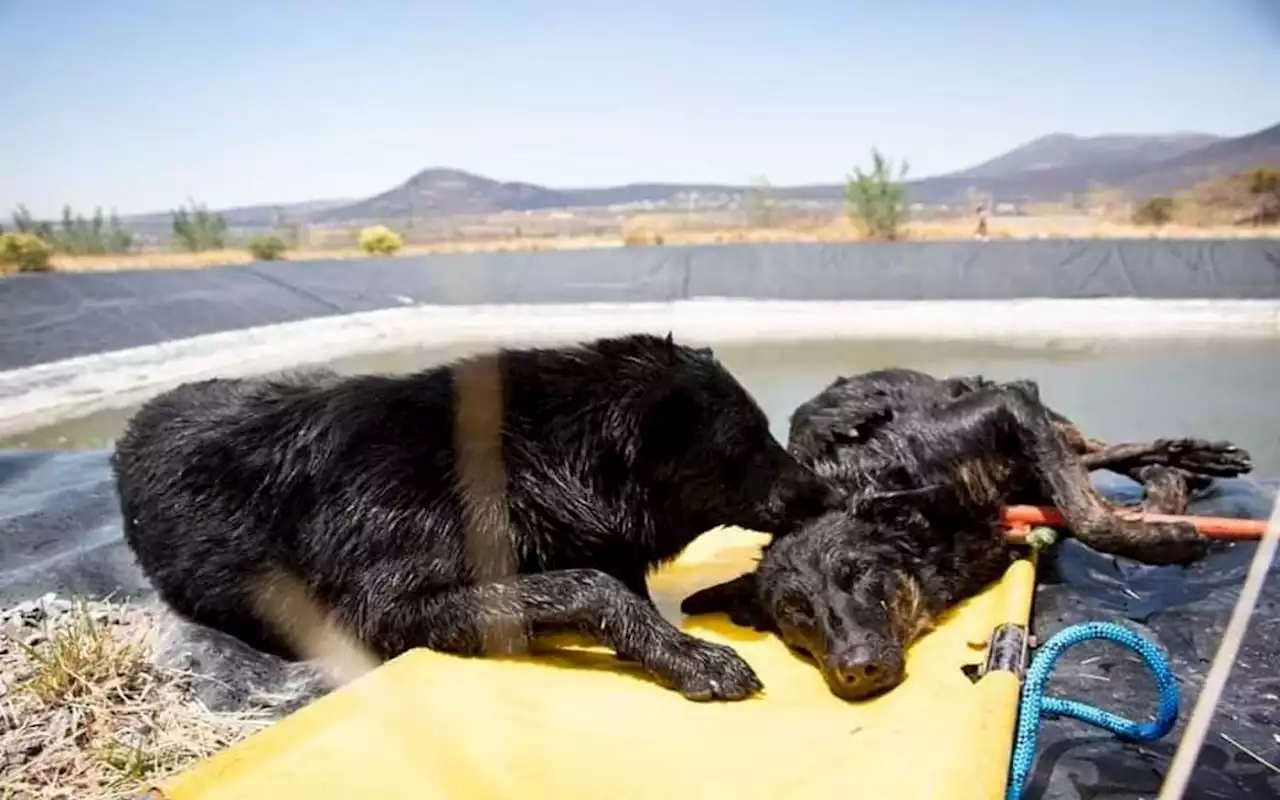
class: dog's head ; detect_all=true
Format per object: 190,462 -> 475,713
681,489 -> 947,701
626,335 -> 845,534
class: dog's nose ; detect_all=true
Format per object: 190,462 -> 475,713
827,648 -> 899,699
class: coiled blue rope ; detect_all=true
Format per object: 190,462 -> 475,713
1006,621 -> 1181,800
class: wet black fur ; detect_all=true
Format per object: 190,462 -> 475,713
681,368 -> 1253,701
112,333 -> 842,702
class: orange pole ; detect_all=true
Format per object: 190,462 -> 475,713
1002,505 -> 1267,541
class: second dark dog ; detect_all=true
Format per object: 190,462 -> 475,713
681,368 -> 1252,701
112,333 -> 842,702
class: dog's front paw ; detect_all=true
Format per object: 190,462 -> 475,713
651,634 -> 763,701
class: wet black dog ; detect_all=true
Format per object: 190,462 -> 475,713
681,368 -> 1252,701
112,333 -> 842,702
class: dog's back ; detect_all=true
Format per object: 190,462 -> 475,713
112,334 -> 834,661
790,369 -> 1049,516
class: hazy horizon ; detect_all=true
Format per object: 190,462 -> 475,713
3,0 -> 1278,217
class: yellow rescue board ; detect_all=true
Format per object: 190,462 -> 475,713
153,527 -> 1035,800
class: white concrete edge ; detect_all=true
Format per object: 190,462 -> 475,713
1,297 -> 1278,439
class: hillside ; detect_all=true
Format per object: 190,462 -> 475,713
945,133 -> 1221,180
100,120 -> 1280,229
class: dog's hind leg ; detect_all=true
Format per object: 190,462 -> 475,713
1083,437 -> 1253,502
375,569 -> 762,701
935,386 -> 1208,565
1130,465 -> 1193,515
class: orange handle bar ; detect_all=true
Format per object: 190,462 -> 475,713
1001,505 -> 1268,541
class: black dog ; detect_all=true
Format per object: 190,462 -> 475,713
112,333 -> 842,702
681,368 -> 1252,701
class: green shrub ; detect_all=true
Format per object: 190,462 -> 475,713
845,148 -> 910,240
1132,196 -> 1175,226
247,235 -> 288,261
358,225 -> 404,256
0,232 -> 54,274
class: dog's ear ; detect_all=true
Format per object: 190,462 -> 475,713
828,405 -> 895,445
680,573 -> 770,630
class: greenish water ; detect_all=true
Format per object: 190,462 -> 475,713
4,338 -> 1279,474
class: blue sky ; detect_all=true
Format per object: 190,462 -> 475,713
2,0 -> 1277,217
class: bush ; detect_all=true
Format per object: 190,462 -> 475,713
358,225 -> 404,256
1249,167 -> 1280,197
0,232 -> 54,274
247,235 -> 288,261
1132,196 -> 1176,226
1247,167 -> 1280,225
845,148 -> 910,240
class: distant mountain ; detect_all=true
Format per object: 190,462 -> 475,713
945,133 -> 1222,181
103,120 -> 1279,230
310,168 -> 574,222
892,122 -> 1279,206
1117,121 -> 1280,196
308,171 -> 752,222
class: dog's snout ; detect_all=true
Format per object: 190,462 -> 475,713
787,471 -> 844,516
826,648 -> 901,700
835,660 -> 883,686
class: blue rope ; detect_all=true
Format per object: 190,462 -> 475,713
1005,621 -> 1181,800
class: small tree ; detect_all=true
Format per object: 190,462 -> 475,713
1132,196 -> 1175,226
845,148 -> 910,240
744,175 -> 779,228
0,232 -> 54,274
105,210 -> 134,254
358,225 -> 404,256
172,200 -> 228,252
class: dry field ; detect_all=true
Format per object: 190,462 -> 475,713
1,598 -> 265,799
44,213 -> 1280,274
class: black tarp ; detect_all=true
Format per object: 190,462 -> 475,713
0,449 -> 1275,799
3,239 -> 1279,370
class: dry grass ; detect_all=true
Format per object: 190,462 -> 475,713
1,598 -> 266,799
48,235 -> 625,272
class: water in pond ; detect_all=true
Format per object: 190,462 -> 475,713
4,337 -> 1279,474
